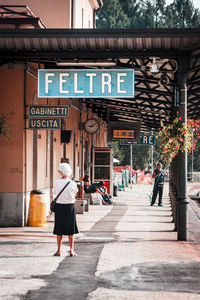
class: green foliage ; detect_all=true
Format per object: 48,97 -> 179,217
112,143 -> 151,170
188,138 -> 200,172
156,117 -> 198,164
109,142 -> 125,164
97,0 -> 129,28
97,0 -> 200,28
165,0 -> 200,28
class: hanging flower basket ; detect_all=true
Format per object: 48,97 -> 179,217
156,113 -> 200,164
0,111 -> 15,141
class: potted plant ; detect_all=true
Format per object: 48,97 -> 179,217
0,111 -> 15,141
156,113 -> 200,164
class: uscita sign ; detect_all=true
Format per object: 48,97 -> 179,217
38,69 -> 134,98
29,118 -> 60,129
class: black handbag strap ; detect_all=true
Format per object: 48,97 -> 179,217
54,181 -> 70,202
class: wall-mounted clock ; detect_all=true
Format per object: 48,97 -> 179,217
84,118 -> 100,134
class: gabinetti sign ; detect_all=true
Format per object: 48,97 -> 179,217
38,69 -> 134,98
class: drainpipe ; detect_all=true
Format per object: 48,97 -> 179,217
176,56 -> 190,241
72,0 -> 76,28
23,67 -> 27,226
93,0 -> 103,28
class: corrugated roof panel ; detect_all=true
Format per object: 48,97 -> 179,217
2,38 -> 9,50
145,38 -> 152,49
56,37 -> 63,50
84,37 -> 91,50
98,38 -> 107,51
135,37 -> 143,49
47,37 -> 53,50
68,38 -> 77,50
52,37 -> 62,50
58,37 -> 68,49
88,37 -> 97,50
31,37 -> 42,50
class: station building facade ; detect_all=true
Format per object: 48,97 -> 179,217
0,0 -> 106,226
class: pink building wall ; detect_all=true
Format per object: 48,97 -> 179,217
0,0 -> 106,226
3,0 -> 71,28
0,69 -> 24,193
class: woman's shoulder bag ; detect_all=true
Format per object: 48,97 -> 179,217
50,181 -> 70,213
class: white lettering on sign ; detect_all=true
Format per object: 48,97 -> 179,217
86,73 -> 96,94
30,106 -> 68,116
74,73 -> 84,94
30,119 -> 59,128
60,73 -> 69,94
143,136 -> 148,144
45,73 -> 55,93
149,136 -> 153,144
102,73 -> 111,94
117,73 -> 127,94
39,69 -> 134,98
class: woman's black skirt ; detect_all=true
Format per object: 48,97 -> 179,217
53,203 -> 79,236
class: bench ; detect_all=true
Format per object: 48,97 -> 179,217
75,198 -> 89,214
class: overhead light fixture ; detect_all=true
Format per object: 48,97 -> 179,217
56,61 -> 117,67
150,57 -> 159,75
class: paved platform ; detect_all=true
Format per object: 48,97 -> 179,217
0,184 -> 199,299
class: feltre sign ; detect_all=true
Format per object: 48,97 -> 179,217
38,69 -> 134,98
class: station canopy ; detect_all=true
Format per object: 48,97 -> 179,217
0,28 -> 200,132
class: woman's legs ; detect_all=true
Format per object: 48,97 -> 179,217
68,235 -> 77,256
54,235 -> 62,255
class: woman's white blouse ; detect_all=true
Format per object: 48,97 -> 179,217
53,179 -> 78,204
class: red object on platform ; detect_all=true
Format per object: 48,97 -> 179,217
103,180 -> 110,194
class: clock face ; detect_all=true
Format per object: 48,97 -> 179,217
84,119 -> 100,134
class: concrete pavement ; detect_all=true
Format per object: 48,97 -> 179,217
0,183 -> 199,299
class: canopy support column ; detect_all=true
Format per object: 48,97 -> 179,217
176,56 -> 190,241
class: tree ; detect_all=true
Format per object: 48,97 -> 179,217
97,0 -> 200,29
109,142 -> 125,164
165,0 -> 200,28
138,0 -> 167,28
113,144 -> 151,170
96,0 -> 129,29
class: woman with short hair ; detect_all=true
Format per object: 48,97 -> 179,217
53,163 -> 79,257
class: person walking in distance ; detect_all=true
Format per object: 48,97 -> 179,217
151,162 -> 168,207
53,163 -> 79,257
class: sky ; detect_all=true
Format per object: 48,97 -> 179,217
166,0 -> 200,10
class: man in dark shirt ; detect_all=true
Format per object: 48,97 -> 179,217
83,177 -> 112,204
150,163 -> 168,206
83,175 -> 101,193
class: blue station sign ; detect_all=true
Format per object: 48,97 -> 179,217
38,69 -> 134,98
120,135 -> 155,145
29,118 -> 60,130
29,106 -> 69,117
